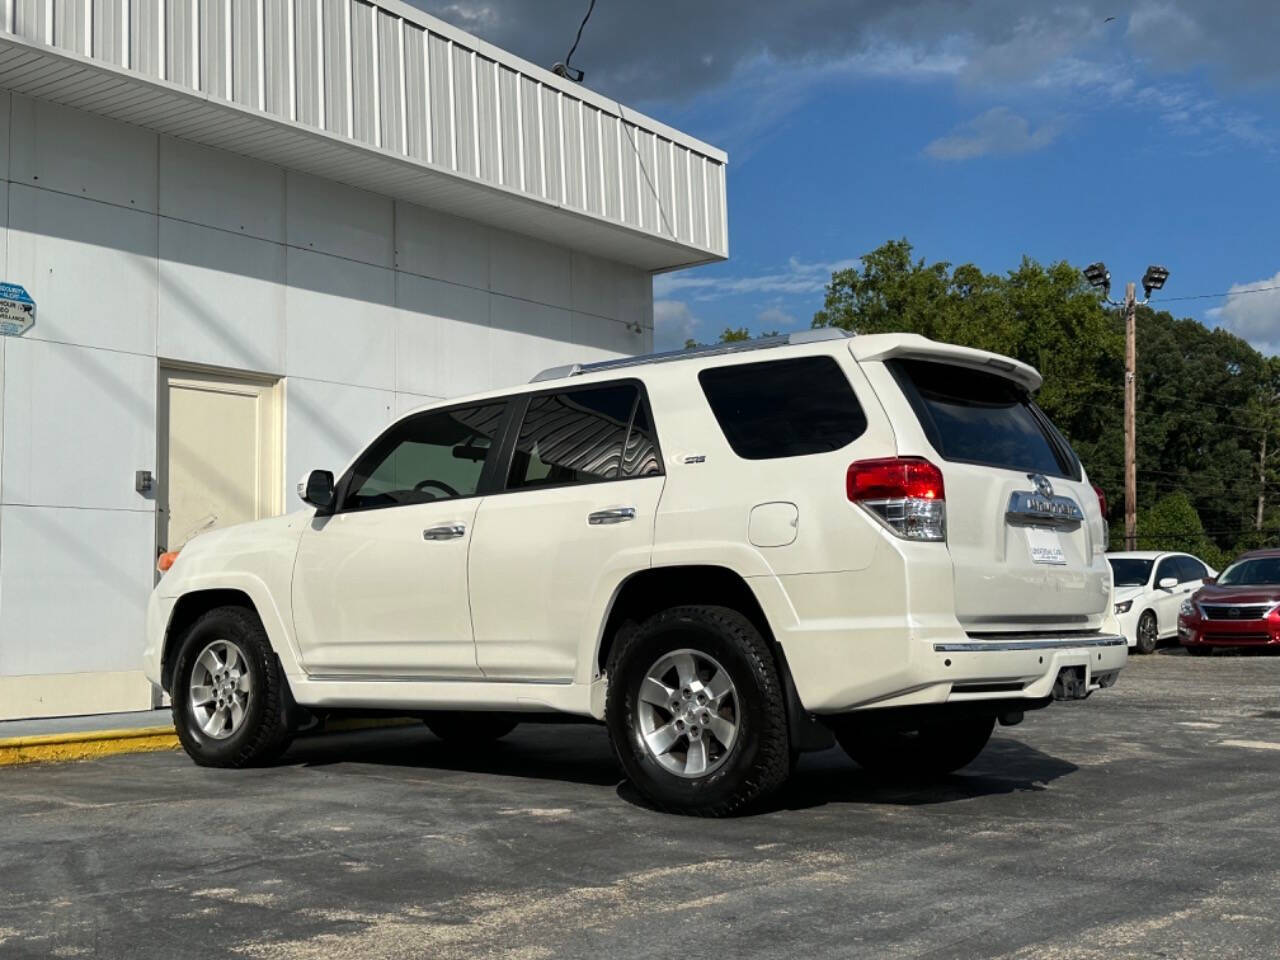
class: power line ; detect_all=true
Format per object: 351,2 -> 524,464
1149,283 -> 1280,304
552,0 -> 597,83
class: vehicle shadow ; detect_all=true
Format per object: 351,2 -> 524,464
617,735 -> 1079,816
277,722 -> 1078,814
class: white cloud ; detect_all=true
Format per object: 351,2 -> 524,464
924,107 -> 1060,160
1206,271 -> 1280,355
654,257 -> 856,300
757,306 -> 800,329
653,299 -> 699,351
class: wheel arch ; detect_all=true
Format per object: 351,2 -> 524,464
160,588 -> 259,692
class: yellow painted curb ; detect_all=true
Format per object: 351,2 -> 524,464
0,716 -> 420,768
0,726 -> 179,767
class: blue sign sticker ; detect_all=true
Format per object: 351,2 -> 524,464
0,282 -> 35,336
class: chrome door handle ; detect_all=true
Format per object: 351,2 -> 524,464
588,507 -> 636,525
423,523 -> 466,541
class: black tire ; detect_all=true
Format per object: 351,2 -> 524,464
605,605 -> 790,817
1186,645 -> 1213,657
423,712 -> 518,744
171,605 -> 293,768
1135,610 -> 1159,655
834,714 -> 994,780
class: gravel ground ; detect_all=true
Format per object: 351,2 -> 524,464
4,649 -> 1280,959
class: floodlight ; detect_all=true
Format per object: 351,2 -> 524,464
1083,261 -> 1111,297
1142,265 -> 1169,299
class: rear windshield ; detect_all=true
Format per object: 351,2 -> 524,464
1218,558 -> 1280,586
1108,558 -> 1154,587
889,359 -> 1080,479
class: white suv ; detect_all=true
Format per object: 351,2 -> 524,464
144,330 -> 1125,815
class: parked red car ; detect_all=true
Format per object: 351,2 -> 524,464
1179,549 -> 1280,655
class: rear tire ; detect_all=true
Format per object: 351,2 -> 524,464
423,712 -> 518,745
605,605 -> 790,817
835,714 -> 994,780
171,605 -> 293,768
1135,611 -> 1159,655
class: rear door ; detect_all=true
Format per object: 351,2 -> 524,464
884,358 -> 1109,632
467,381 -> 664,681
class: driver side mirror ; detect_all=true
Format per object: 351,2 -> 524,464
298,469 -> 334,509
1158,576 -> 1177,590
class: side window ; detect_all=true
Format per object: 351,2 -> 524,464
507,384 -> 658,489
342,403 -> 505,511
1154,557 -> 1178,585
1177,556 -> 1207,582
698,356 -> 868,460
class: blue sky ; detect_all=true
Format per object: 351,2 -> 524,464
415,1 -> 1280,353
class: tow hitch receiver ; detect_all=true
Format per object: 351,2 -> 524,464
1053,666 -> 1089,701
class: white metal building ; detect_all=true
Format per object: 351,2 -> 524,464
0,0 -> 727,720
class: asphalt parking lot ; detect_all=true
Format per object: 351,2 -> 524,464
5,651 -> 1280,960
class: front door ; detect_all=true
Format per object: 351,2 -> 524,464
468,382 -> 665,681
1152,555 -> 1185,637
291,401 -> 507,678
159,367 -> 281,554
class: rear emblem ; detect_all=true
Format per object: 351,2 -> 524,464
1030,473 -> 1054,499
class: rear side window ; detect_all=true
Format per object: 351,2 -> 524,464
507,383 -> 661,489
1176,556 -> 1207,582
889,359 -> 1080,479
698,356 -> 868,460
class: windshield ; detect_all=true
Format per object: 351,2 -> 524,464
1108,558 -> 1154,587
1217,558 -> 1280,586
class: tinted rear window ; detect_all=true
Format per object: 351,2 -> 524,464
698,356 -> 868,460
889,359 -> 1079,479
1108,558 -> 1153,587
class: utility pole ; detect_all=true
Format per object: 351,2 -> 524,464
1124,282 -> 1137,550
1082,262 -> 1168,551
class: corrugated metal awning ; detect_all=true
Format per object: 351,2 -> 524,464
0,0 -> 729,273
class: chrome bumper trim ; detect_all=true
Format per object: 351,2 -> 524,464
934,634 -> 1126,653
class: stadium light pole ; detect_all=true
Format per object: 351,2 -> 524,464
1083,263 -> 1170,550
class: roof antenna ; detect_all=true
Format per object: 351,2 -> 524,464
551,0 -> 596,83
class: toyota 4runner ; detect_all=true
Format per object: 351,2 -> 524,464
144,330 -> 1125,815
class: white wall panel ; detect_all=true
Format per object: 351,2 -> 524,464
0,92 -> 11,182
403,22 -> 428,162
394,390 -> 440,417
321,0 -> 349,136
7,185 -> 158,355
284,375 -> 393,487
263,0 -> 292,117
570,311 -> 642,364
2,337 -> 155,511
519,76 -> 541,196
488,229 -> 571,311
571,251 -> 620,321
394,200 -> 488,290
539,85 -> 561,204
474,55 -> 498,183
376,10 -> 402,153
286,171 -> 393,267
91,0 -> 125,65
497,65 -> 519,189
10,96 -> 158,213
489,294 -> 572,387
201,0 -> 232,99
0,505 -> 154,675
53,0 -> 89,55
159,137 -> 285,242
167,0 -> 197,88
131,0 -> 163,78
427,32 -> 452,167
395,271 -> 487,397
158,219 -> 287,373
581,105 -> 602,216
450,43 -> 475,176
285,248 -> 396,388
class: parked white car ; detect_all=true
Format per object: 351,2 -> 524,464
144,330 -> 1125,815
1107,551 -> 1216,654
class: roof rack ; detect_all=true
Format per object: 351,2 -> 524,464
529,327 -> 853,383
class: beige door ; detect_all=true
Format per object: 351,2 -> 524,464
159,367 -> 282,553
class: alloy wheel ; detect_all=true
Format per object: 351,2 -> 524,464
188,639 -> 252,740
635,648 -> 739,778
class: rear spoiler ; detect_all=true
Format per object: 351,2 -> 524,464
849,333 -> 1042,392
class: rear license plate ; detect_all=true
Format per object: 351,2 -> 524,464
1026,527 -> 1066,565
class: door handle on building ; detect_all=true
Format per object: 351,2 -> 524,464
423,523 -> 466,541
588,507 -> 636,525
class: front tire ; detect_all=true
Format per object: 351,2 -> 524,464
1135,611 -> 1159,655
605,605 -> 790,817
835,714 -> 994,780
171,605 -> 293,768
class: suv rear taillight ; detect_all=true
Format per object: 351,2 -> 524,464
847,457 -> 946,542
1092,483 -> 1108,518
